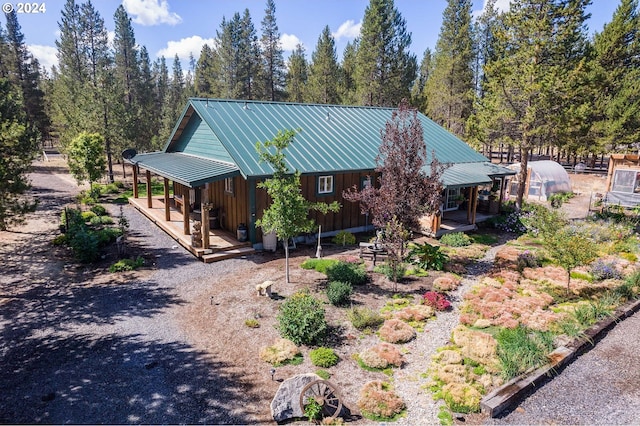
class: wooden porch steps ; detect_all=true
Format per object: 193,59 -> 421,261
202,246 -> 256,263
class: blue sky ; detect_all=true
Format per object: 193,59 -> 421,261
0,0 -> 621,73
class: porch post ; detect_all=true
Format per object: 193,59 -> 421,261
201,183 -> 211,249
470,187 -> 478,224
466,187 -> 473,224
248,178 -> 257,244
132,165 -> 139,198
183,191 -> 191,235
146,170 -> 152,208
163,178 -> 170,221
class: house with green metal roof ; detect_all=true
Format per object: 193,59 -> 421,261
126,98 -> 514,260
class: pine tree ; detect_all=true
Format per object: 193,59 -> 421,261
306,26 -> 340,104
260,0 -> 286,101
285,44 -> 307,102
4,10 -> 50,142
159,55 -> 185,143
411,48 -> 432,110
237,9 -> 263,99
354,0 -> 416,107
339,40 -> 358,105
478,0 -> 592,208
194,44 -> 215,97
591,0 -> 640,150
0,78 -> 39,229
136,46 -> 158,152
424,0 -> 475,138
153,56 -> 170,147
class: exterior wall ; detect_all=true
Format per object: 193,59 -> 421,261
205,176 -> 250,235
253,171 -> 375,243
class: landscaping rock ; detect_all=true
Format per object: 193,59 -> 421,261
270,373 -> 321,422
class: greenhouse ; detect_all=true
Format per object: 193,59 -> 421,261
506,160 -> 572,201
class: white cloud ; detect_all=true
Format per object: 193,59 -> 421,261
156,35 -> 216,61
280,34 -> 302,51
123,0 -> 182,26
28,44 -> 58,72
332,20 -> 361,41
474,0 -> 511,19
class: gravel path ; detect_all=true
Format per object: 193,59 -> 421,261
394,244 -> 503,425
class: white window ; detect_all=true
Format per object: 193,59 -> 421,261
318,175 -> 334,194
225,177 -> 234,195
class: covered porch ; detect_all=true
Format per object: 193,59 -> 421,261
126,152 -> 254,263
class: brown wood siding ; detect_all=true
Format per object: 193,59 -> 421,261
206,177 -> 250,235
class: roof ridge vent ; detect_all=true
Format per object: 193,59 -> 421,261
243,101 -> 250,110
326,112 -> 330,121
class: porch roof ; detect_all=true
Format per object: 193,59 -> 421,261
442,162 -> 516,188
127,151 -> 240,188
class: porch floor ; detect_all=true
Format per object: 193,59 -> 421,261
129,196 -> 254,262
419,209 -> 495,237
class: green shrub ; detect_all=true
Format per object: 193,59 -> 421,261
332,230 -> 356,246
326,261 -> 367,285
81,211 -> 97,222
109,256 -> 144,273
407,242 -> 448,271
440,232 -> 472,247
68,228 -> 100,263
326,281 -> 353,306
96,227 -> 122,246
375,262 -> 407,281
277,290 -> 327,345
300,258 -> 340,273
496,325 -> 555,379
90,204 -> 107,216
347,306 -> 384,331
309,347 -> 339,367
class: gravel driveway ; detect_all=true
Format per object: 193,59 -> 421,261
0,159 -> 257,424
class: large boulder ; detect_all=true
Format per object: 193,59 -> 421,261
270,373 -> 321,423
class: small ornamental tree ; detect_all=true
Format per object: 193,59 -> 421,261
343,99 -> 446,232
67,132 -> 107,194
544,227 -> 598,295
255,129 -> 340,283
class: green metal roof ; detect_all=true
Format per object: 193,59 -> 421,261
135,98 -> 514,188
165,98 -> 489,179
128,152 -> 239,188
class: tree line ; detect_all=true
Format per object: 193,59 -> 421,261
0,0 -> 638,224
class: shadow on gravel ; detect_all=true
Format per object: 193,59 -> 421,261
0,333 -> 256,424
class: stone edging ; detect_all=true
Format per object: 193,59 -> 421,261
480,297 -> 640,418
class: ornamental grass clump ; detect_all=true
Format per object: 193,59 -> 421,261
495,325 -> 555,380
359,342 -> 404,369
357,381 -> 406,421
379,318 -> 416,343
347,306 -> 384,331
432,274 -> 461,292
259,338 -> 302,366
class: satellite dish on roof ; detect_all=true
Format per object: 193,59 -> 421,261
122,148 -> 137,160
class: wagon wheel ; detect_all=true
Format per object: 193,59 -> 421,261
299,379 -> 343,420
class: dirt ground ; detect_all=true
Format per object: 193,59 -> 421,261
0,157 -> 609,423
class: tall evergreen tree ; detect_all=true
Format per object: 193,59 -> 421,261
354,0 -> 416,106
136,46 -> 158,152
306,26 -> 340,104
411,48 -> 432,110
159,55 -> 185,143
260,0 -> 286,101
424,0 -> 475,138
237,9 -> 262,99
285,43 -> 307,102
4,10 -> 50,142
0,78 -> 39,229
153,56 -> 170,147
478,0 -> 592,208
339,40 -> 358,105
591,0 -> 640,151
194,44 -> 215,97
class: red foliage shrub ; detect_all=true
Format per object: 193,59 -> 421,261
423,291 -> 451,311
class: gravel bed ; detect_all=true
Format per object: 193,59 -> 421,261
393,244 -> 503,425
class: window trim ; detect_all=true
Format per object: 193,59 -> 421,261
317,175 -> 334,195
224,177 -> 234,195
